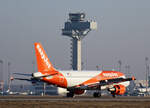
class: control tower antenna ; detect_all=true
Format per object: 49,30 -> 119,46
62,12 -> 97,70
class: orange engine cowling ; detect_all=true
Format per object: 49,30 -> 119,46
74,90 -> 85,95
111,85 -> 126,95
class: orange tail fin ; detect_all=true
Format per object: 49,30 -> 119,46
34,43 -> 55,72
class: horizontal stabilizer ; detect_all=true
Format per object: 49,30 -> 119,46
14,78 -> 32,81
13,73 -> 32,77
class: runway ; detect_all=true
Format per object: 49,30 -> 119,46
0,95 -> 150,101
0,96 -> 150,108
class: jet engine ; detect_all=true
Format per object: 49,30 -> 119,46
108,84 -> 126,95
57,87 -> 68,96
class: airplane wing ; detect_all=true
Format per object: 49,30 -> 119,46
74,76 -> 136,90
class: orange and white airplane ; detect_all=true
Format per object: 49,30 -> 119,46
14,42 -> 135,97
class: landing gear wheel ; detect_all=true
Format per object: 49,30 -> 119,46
67,92 -> 74,98
112,94 -> 116,98
93,92 -> 101,98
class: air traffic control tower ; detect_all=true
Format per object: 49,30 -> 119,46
62,13 -> 97,70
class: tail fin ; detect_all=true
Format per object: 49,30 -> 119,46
34,43 -> 56,72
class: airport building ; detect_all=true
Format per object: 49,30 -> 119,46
62,13 -> 97,70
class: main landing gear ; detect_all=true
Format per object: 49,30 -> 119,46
93,85 -> 101,98
93,92 -> 101,97
111,93 -> 116,98
66,91 -> 74,97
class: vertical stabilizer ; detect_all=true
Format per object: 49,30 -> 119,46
34,43 -> 55,72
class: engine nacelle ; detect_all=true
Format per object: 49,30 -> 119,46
109,85 -> 126,95
74,90 -> 85,95
57,88 -> 86,95
57,87 -> 68,96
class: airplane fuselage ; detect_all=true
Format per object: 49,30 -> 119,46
42,70 -> 130,89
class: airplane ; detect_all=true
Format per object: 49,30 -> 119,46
14,42 -> 136,97
136,83 -> 150,93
